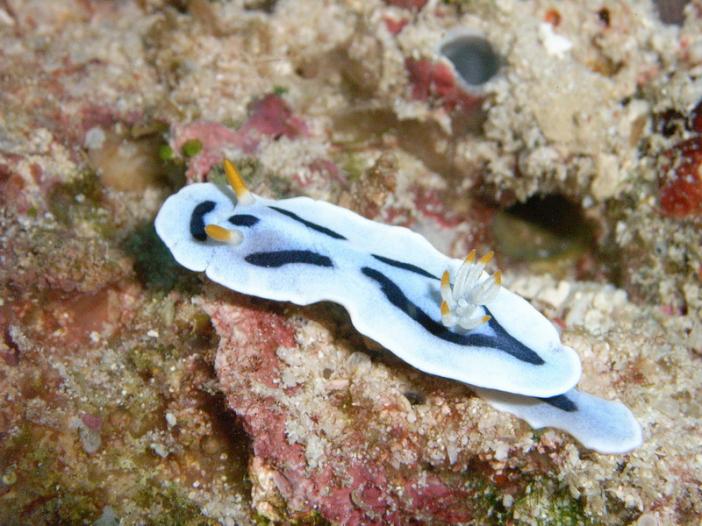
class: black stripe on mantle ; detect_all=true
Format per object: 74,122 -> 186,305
269,206 -> 347,240
360,266 -> 545,365
190,201 -> 216,241
245,250 -> 333,268
371,254 -> 439,280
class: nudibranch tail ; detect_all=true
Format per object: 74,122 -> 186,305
441,250 -> 501,331
204,224 -> 244,244
476,387 -> 643,454
223,159 -> 255,205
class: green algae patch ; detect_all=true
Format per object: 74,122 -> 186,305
340,153 -> 366,182
134,482 -> 219,526
181,138 -> 204,158
461,470 -> 510,523
48,171 -> 114,236
32,490 -> 102,525
458,468 -> 594,525
0,424 -> 102,525
159,144 -> 176,162
160,149 -> 188,190
127,345 -> 165,378
511,478 -> 594,526
292,510 -> 331,526
121,222 -> 200,293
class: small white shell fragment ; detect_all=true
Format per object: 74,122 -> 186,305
538,23 -> 573,57
165,412 -> 177,428
84,126 -> 106,150
150,442 -> 169,458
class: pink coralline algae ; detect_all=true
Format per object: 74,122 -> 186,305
242,94 -> 309,143
207,297 -> 477,525
383,16 -> 408,35
0,163 -> 29,213
172,94 -> 309,180
413,186 -> 466,228
405,58 -> 483,113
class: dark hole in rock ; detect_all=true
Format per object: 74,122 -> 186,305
440,34 -> 500,88
404,391 -> 426,405
655,109 -> 687,137
655,0 -> 689,25
200,391 -> 253,494
244,0 -> 278,13
492,194 -> 592,263
597,7 -> 611,26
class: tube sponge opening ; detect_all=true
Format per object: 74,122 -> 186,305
440,33 -> 500,88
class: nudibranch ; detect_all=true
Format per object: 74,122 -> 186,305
155,160 -> 642,454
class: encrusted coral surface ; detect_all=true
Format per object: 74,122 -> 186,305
0,0 -> 700,524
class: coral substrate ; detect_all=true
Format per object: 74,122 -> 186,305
0,0 -> 700,524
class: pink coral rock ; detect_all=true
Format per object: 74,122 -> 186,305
173,94 -> 309,181
207,294 -> 479,524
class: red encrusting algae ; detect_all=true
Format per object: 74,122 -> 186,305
208,297 -> 483,524
659,136 -> 702,218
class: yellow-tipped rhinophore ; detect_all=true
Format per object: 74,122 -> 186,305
465,249 -> 477,263
223,159 -> 254,205
205,224 -> 243,244
481,314 -> 491,324
479,250 -> 494,265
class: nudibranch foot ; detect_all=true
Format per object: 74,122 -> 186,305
440,250 -> 502,331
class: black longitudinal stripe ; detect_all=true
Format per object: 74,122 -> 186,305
371,254 -> 439,280
483,314 -> 546,365
245,250 -> 333,268
190,201 -> 216,241
269,206 -> 347,240
229,214 -> 259,227
539,393 -> 577,412
360,267 -> 545,365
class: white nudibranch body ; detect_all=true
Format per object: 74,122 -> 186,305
155,160 -> 642,454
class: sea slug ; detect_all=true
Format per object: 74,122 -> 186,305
156,160 -> 641,453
